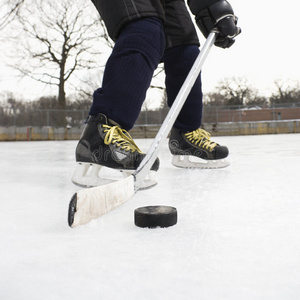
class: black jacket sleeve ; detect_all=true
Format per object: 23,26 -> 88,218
187,0 -> 220,15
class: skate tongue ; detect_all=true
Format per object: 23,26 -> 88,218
94,113 -> 122,128
107,116 -> 121,127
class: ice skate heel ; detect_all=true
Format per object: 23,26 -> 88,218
169,127 -> 230,169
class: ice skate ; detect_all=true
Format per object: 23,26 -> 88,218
169,127 -> 229,169
72,113 -> 159,189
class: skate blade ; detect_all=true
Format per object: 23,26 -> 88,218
71,162 -> 157,189
171,155 -> 230,169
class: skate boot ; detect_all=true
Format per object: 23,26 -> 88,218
72,113 -> 159,189
169,127 -> 229,169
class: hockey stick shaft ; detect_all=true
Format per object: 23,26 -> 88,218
68,32 -> 217,227
133,31 -> 217,189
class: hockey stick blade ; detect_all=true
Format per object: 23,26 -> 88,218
68,176 -> 135,227
68,32 -> 217,228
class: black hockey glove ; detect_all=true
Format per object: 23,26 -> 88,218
195,0 -> 241,48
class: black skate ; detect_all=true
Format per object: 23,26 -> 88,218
169,127 -> 229,169
72,113 -> 159,189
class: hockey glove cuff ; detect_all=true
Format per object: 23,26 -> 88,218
195,0 -> 241,48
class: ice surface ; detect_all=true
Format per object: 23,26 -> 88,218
1,134 -> 300,300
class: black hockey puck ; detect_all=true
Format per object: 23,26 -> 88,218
134,206 -> 177,228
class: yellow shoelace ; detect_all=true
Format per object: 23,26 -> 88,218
102,125 -> 142,153
185,128 -> 217,151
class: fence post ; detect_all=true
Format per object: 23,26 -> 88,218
47,110 -> 50,126
27,126 -> 32,141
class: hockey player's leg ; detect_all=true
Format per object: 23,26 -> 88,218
73,17 -> 165,188
164,44 -> 229,169
89,17 -> 165,130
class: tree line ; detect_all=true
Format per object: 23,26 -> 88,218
203,77 -> 300,107
1,75 -> 299,112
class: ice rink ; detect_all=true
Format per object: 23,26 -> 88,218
1,133 -> 300,300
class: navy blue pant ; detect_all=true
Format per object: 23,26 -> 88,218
89,17 -> 203,132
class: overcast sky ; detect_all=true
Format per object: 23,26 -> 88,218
0,0 -> 299,102
202,0 -> 300,95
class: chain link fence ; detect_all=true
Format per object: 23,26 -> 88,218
1,103 -> 300,127
0,108 -> 89,127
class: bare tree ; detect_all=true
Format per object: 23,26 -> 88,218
203,91 -> 226,106
10,0 -> 105,111
214,77 -> 261,107
270,79 -> 300,105
0,0 -> 24,30
4,0 -> 166,115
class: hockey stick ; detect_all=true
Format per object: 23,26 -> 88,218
68,31 -> 217,228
